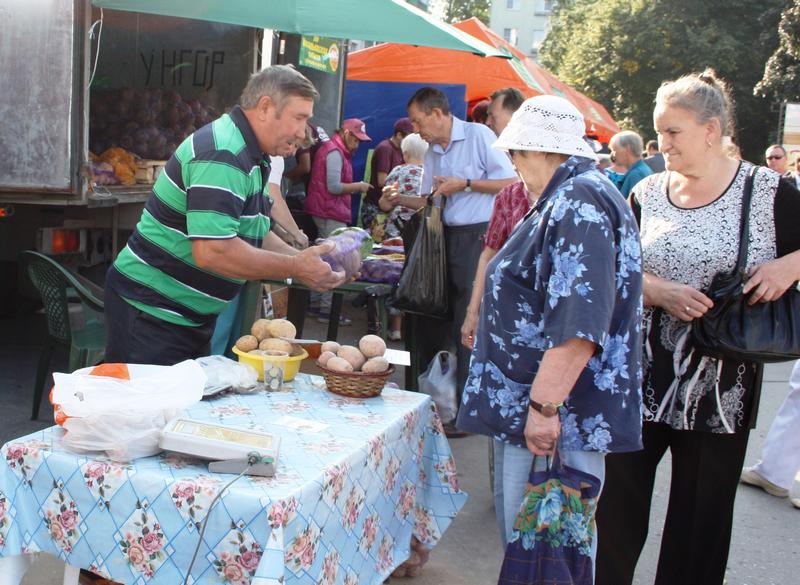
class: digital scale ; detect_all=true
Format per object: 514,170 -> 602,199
159,419 -> 280,477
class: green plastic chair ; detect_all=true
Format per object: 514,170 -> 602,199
20,251 -> 106,420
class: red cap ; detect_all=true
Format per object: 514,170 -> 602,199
393,117 -> 414,135
341,118 -> 371,141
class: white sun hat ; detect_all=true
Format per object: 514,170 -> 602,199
493,95 -> 598,161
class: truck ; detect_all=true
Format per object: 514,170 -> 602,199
0,0 -> 346,312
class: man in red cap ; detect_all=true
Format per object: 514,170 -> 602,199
305,118 -> 372,323
363,117 -> 415,230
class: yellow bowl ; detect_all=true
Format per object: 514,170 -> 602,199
232,346 -> 308,382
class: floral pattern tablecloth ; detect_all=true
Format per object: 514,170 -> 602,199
0,374 -> 467,584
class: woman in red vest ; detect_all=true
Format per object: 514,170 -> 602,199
305,118 -> 371,323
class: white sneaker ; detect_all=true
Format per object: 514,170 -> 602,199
791,497 -> 800,510
740,467 -> 789,498
388,330 -> 402,341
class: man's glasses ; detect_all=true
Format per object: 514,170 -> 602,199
767,155 -> 785,160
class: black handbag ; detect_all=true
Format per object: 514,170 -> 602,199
692,166 -> 800,363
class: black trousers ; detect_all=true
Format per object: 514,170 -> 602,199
416,222 -> 487,406
595,421 -> 750,585
104,284 -> 213,365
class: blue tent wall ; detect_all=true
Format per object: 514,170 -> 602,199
343,80 -> 467,186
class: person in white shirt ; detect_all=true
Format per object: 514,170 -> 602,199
401,87 -> 517,434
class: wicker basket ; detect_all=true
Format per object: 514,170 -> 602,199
316,362 -> 395,398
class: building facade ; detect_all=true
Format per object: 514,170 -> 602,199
489,0 -> 555,60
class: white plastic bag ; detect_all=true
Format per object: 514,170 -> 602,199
418,351 -> 458,424
62,409 -> 181,462
52,360 -> 206,461
195,355 -> 259,395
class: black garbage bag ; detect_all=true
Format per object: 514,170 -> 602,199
392,198 -> 448,317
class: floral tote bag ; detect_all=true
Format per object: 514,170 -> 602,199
497,452 -> 601,585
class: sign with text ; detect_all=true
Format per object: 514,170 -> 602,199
299,35 -> 341,75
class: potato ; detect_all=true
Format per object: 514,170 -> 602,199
251,318 -> 272,341
337,345 -> 366,371
321,341 -> 341,354
318,350 -> 336,367
326,356 -> 354,373
259,338 -> 293,353
267,318 -> 296,340
235,335 -> 258,352
359,334 -> 387,358
362,356 -> 390,374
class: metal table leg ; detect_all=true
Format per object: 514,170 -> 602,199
287,287 -> 310,338
404,313 -> 420,391
327,292 -> 344,341
377,296 -> 388,342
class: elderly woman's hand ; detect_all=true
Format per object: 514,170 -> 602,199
744,255 -> 800,305
645,273 -> 713,321
524,409 -> 561,456
379,183 -> 401,211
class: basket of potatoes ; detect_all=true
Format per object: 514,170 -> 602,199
316,335 -> 394,398
232,318 -> 308,382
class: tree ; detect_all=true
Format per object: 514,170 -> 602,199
539,0 -> 787,160
439,0 -> 491,25
756,1 -> 800,102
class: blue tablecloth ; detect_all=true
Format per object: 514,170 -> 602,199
0,374 -> 467,584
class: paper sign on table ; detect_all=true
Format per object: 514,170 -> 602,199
384,348 -> 411,366
272,415 -> 330,433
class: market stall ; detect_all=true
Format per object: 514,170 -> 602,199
346,17 -> 620,144
0,374 -> 466,585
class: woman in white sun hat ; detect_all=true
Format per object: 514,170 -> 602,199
455,95 -> 644,571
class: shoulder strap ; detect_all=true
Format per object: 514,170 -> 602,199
735,165 -> 758,271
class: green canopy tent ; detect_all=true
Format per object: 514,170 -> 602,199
91,0 -> 507,57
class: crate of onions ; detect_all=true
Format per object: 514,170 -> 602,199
316,335 -> 394,398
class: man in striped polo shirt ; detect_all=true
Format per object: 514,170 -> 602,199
105,66 -> 346,365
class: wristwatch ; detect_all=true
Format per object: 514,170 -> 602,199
529,398 -> 563,417
464,178 -> 472,192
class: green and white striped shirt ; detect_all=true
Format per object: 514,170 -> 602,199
108,106 -> 271,327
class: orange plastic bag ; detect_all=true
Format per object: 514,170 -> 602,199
99,147 -> 137,186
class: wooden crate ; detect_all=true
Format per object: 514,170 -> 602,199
135,159 -> 167,184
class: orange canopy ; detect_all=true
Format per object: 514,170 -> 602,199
347,18 -> 619,143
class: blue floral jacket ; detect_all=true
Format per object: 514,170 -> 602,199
456,156 -> 644,453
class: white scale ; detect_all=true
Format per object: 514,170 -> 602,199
159,419 -> 281,477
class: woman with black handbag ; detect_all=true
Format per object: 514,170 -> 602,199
596,70 -> 800,585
